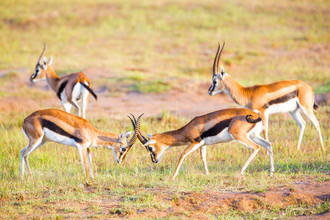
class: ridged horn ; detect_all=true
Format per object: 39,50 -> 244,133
129,113 -> 148,145
216,41 -> 225,74
212,43 -> 221,76
127,113 -> 144,147
38,43 -> 47,63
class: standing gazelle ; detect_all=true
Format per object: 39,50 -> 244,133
208,42 -> 324,152
20,109 -> 142,183
30,44 -> 97,119
130,109 -> 274,181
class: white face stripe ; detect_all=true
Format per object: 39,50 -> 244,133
111,148 -> 119,163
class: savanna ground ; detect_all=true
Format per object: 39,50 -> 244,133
0,0 -> 329,219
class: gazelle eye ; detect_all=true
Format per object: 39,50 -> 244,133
121,148 -> 126,152
148,147 -> 152,152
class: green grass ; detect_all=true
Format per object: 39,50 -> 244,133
0,106 -> 329,218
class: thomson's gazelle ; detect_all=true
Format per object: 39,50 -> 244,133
131,109 -> 274,181
30,44 -> 97,119
20,109 -> 142,183
208,42 -> 324,152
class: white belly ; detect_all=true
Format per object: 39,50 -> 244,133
43,128 -> 78,147
265,97 -> 299,115
203,127 -> 233,145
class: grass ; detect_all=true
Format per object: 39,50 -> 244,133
0,0 -> 329,218
0,107 -> 329,218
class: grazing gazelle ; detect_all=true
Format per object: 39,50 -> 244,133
130,109 -> 274,181
20,109 -> 142,183
208,42 -> 324,152
30,44 -> 97,119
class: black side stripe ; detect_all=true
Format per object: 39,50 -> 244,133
262,90 -> 298,109
57,80 -> 68,100
196,119 -> 232,141
40,119 -> 83,143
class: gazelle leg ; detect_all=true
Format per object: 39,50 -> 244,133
261,112 -> 269,142
233,135 -> 260,175
62,102 -> 72,114
81,91 -> 89,119
20,146 -> 28,181
70,99 -> 81,117
302,110 -> 325,152
250,134 -> 274,175
86,148 -> 94,179
77,146 -> 89,183
172,142 -> 203,181
200,145 -> 209,175
289,110 -> 306,150
20,136 -> 44,183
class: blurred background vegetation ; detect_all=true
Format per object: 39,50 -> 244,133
0,0 -> 328,93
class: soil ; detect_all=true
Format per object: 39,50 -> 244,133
15,178 -> 330,219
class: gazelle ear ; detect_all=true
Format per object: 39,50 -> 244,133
41,57 -> 48,69
220,65 -> 225,76
144,139 -> 156,146
119,132 -> 125,141
48,56 -> 53,66
125,131 -> 133,139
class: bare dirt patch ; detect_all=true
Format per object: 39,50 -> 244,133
12,179 -> 329,219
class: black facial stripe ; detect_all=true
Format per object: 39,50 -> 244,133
57,80 -> 68,100
262,90 -> 298,109
199,119 -> 232,140
40,119 -> 82,143
209,84 -> 214,92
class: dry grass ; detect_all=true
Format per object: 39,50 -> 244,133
0,0 -> 329,218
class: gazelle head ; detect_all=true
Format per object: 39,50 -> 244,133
208,42 -> 227,96
113,113 -> 143,163
143,135 -> 168,163
30,43 -> 53,83
129,116 -> 167,163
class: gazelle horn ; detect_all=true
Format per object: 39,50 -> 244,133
38,43 -> 47,63
129,113 -> 148,145
127,113 -> 144,147
216,41 -> 225,74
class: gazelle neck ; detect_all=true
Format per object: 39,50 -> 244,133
223,74 -> 251,107
158,127 -> 187,147
45,66 -> 60,92
94,130 -> 120,148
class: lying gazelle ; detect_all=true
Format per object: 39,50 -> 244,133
20,109 -> 142,183
208,42 -> 324,152
30,44 -> 97,119
130,109 -> 274,181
